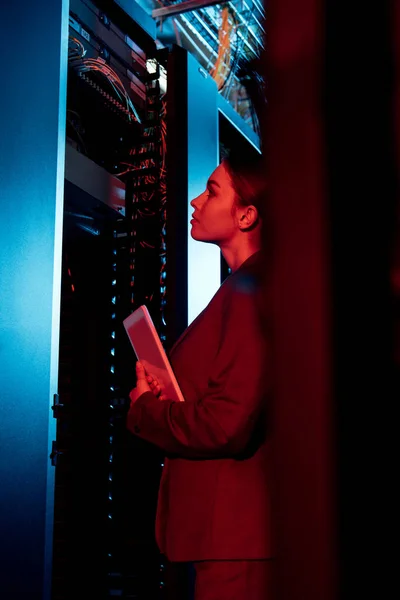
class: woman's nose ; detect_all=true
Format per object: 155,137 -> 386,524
191,191 -> 205,209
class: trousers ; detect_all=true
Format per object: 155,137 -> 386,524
193,559 -> 273,600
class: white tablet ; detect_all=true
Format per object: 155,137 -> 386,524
123,305 -> 185,402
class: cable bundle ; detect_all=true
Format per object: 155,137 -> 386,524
68,36 -> 141,123
210,7 -> 237,90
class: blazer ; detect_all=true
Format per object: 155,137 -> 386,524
127,251 -> 273,561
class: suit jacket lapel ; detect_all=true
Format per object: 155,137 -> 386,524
168,252 -> 261,357
169,309 -> 204,356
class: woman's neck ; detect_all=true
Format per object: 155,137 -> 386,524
221,242 -> 261,273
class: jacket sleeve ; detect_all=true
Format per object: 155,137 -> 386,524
126,282 -> 268,458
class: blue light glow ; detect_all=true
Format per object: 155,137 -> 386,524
187,52 -> 220,324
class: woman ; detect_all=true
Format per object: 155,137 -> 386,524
127,153 -> 273,600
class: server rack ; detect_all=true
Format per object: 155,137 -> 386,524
52,2 -> 166,598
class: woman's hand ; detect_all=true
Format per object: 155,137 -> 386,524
129,362 -> 167,405
148,374 -> 167,401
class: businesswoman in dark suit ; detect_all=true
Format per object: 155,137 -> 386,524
127,153 -> 273,600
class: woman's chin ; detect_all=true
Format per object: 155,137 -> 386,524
190,225 -> 215,244
190,227 -> 202,241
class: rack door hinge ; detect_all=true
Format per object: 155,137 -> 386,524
51,393 -> 64,419
49,441 -> 64,467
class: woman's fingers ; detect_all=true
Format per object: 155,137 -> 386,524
146,375 -> 166,400
150,379 -> 161,393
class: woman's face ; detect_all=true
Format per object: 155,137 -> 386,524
190,161 -> 240,246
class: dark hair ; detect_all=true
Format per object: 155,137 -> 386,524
223,151 -> 267,219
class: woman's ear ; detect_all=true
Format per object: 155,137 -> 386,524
238,205 -> 259,230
